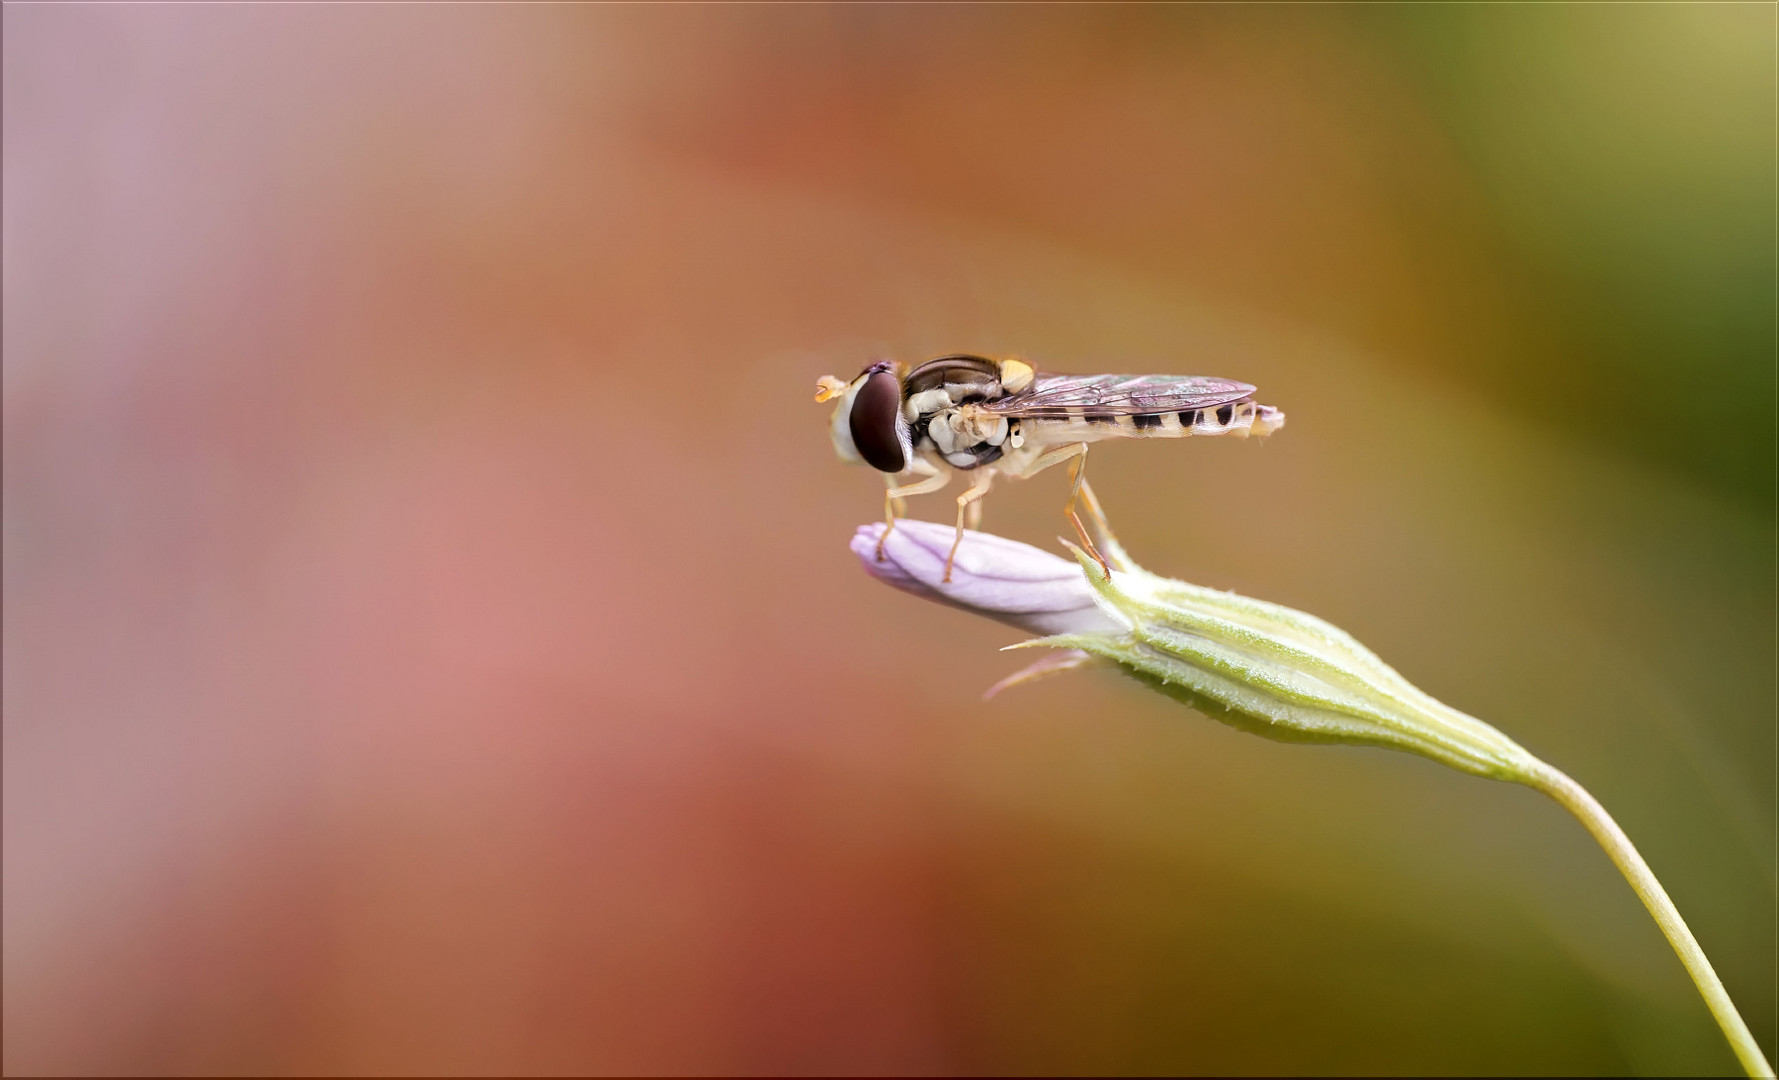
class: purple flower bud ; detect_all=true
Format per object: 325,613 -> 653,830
851,521 -> 1126,637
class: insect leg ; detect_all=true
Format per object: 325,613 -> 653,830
878,458 -> 950,560
1002,440 -> 1087,480
1004,442 -> 1111,577
945,468 -> 997,583
1062,447 -> 1113,579
883,473 -> 908,521
1075,478 -> 1129,572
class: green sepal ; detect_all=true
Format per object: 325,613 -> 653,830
1030,546 -> 1541,781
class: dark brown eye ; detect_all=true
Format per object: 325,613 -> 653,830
850,369 -> 906,473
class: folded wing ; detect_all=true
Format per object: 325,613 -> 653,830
979,374 -> 1256,418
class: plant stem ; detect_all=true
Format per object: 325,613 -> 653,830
1525,763 -> 1774,1078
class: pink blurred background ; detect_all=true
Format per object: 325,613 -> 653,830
6,6 -> 1773,1074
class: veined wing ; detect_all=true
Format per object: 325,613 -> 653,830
980,373 -> 1256,418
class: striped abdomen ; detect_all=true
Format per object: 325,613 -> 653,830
1024,400 -> 1285,445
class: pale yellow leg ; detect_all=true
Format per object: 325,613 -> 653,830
1001,442 -> 1111,575
1066,447 -> 1088,513
944,468 -> 997,583
1003,439 -> 1110,576
1062,449 -> 1112,577
1075,477 -> 1128,572
1004,440 -> 1089,482
877,460 -> 949,559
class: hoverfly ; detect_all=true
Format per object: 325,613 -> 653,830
815,354 -> 1284,581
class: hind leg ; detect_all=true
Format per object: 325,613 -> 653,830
1074,477 -> 1128,572
1062,449 -> 1112,578
1003,442 -> 1110,577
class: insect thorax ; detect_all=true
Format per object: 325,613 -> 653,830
900,357 -> 1018,470
914,403 -> 1014,470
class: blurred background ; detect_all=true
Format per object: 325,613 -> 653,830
5,5 -> 1773,1075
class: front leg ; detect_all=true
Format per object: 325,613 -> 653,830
878,457 -> 950,560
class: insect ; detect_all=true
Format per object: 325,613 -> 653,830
815,354 -> 1285,581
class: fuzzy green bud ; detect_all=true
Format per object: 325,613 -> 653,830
1033,539 -> 1542,782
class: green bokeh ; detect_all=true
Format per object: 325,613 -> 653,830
1372,5 -> 1777,504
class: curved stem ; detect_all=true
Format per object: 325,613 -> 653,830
1525,763 -> 1774,1078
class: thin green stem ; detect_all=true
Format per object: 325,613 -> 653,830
1525,763 -> 1774,1078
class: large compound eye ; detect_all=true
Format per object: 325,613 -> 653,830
849,368 -> 906,473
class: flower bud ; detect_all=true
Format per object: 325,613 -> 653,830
1041,542 -> 1542,780
855,519 -> 1539,781
852,521 -> 1125,637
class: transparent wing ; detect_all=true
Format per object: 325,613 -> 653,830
980,373 -> 1256,417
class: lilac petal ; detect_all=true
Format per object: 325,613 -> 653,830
851,521 -> 1125,637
